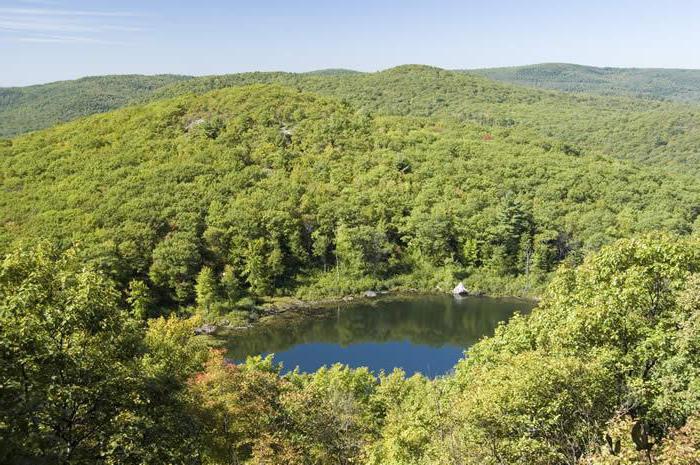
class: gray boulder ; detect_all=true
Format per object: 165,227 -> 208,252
194,323 -> 217,335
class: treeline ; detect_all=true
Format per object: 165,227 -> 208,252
2,235 -> 698,464
471,63 -> 700,103
1,86 -> 698,322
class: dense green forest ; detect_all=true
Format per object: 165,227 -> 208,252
0,74 -> 190,137
1,68 -> 700,464
148,66 -> 700,173
4,66 -> 700,175
2,85 -> 699,317
0,70 -> 355,137
2,236 -> 699,464
472,63 -> 700,102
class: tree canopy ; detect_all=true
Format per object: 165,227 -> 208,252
4,66 -> 700,174
1,85 -> 698,315
1,236 -> 698,464
1,64 -> 699,464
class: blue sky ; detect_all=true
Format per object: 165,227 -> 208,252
3,0 -> 700,86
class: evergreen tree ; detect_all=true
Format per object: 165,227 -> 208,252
195,266 -> 219,313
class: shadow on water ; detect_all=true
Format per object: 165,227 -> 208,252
217,295 -> 535,377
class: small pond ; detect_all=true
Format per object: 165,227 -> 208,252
219,295 -> 535,376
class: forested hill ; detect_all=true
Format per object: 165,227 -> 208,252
470,63 -> 700,102
2,83 -> 700,463
149,65 -> 700,173
2,84 -> 699,311
0,70 -> 353,137
3,66 -> 700,174
0,74 -> 190,137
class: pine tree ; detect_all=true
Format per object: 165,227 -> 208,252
195,266 -> 218,312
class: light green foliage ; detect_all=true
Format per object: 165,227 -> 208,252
0,243 -> 141,463
190,354 -> 378,465
0,244 -> 209,464
1,85 -> 698,309
531,235 -> 700,436
447,352 -> 617,465
195,266 -> 219,312
149,229 -> 202,304
2,236 -> 699,464
5,66 -> 700,174
284,365 -> 378,464
127,278 -> 152,319
366,371 -> 442,465
1,65 -> 700,464
150,65 -> 700,173
111,315 -> 209,465
335,223 -> 392,279
219,264 -> 242,301
241,238 -> 283,296
449,235 -> 700,464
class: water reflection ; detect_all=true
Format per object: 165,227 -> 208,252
220,295 -> 534,376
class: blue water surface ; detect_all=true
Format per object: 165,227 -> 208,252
223,295 -> 533,377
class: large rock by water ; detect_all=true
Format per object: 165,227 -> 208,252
452,282 -> 468,296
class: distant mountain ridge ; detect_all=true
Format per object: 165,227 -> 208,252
469,63 -> 700,102
0,70 -> 370,138
4,63 -> 700,138
0,74 -> 191,137
2,65 -> 700,176
144,64 -> 700,173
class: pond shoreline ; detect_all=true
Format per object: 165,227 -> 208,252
214,293 -> 539,376
208,289 -> 540,335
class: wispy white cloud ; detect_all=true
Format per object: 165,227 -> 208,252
0,3 -> 145,45
0,8 -> 139,17
101,24 -> 145,32
0,18 -> 100,33
0,18 -> 145,33
17,34 -> 127,45
18,0 -> 61,5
